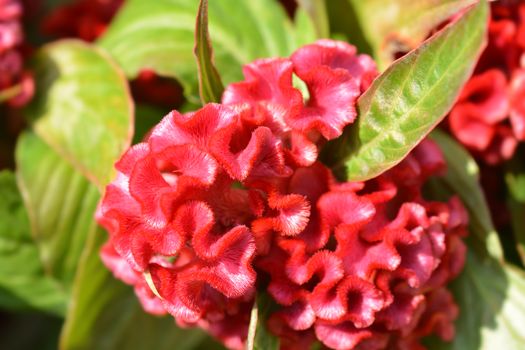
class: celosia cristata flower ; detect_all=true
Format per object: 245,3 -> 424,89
448,0 -> 525,164
97,40 -> 468,350
0,0 -> 33,106
258,140 -> 467,350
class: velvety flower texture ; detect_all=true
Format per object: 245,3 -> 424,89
98,40 -> 468,350
448,1 -> 525,164
0,0 -> 33,106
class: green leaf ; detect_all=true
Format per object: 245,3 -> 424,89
246,293 -> 280,350
98,0 -> 316,102
347,0 -> 478,70
325,0 -> 373,56
506,150 -> 525,203
0,170 -> 67,316
322,1 -> 488,182
16,132 -> 100,289
59,216 -> 212,350
296,0 -> 329,39
506,149 -> 525,264
428,252 -> 525,350
26,39 -> 133,189
509,198 -> 525,265
194,0 -> 224,104
294,7 -> 318,48
428,130 -> 503,260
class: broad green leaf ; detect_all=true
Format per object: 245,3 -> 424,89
16,132 -> 100,290
194,0 -> 224,104
296,0 -> 329,39
0,170 -> 67,316
428,252 -> 525,350
322,1 -> 488,181
26,39 -> 133,189
98,0 -> 316,102
246,293 -> 280,350
59,218 -> 213,350
428,130 -> 503,260
347,0 -> 477,70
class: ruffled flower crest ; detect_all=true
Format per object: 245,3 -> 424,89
97,39 -> 467,350
448,1 -> 525,163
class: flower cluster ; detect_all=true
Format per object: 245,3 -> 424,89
0,0 -> 32,106
258,140 -> 468,350
97,39 -> 468,350
448,0 -> 525,164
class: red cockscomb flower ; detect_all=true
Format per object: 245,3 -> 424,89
448,1 -> 525,164
97,40 -> 467,350
258,140 -> 467,350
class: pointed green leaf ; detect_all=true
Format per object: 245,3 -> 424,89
0,170 -> 67,316
294,7 -> 318,48
296,0 -> 329,39
428,130 -> 503,260
16,132 -> 100,289
26,39 -> 133,189
428,252 -> 525,350
98,0 -> 316,102
347,0 -> 478,70
246,293 -> 280,350
322,1 -> 488,181
194,0 -> 224,104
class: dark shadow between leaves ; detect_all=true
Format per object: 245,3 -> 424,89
23,49 -> 60,126
325,0 -> 373,56
0,309 -> 62,350
319,120 -> 363,182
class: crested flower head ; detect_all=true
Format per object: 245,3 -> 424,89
97,39 -> 468,350
448,1 -> 525,164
